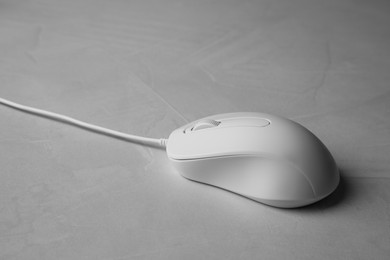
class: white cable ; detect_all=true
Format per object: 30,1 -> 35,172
0,97 -> 167,149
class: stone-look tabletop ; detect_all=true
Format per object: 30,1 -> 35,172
1,0 -> 389,259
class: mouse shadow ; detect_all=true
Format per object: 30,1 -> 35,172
183,169 -> 351,212
288,169 -> 350,212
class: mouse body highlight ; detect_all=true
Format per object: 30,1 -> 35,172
166,112 -> 339,208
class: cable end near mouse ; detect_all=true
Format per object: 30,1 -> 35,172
159,138 -> 168,149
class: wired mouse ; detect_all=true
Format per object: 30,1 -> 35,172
166,112 -> 340,208
0,97 -> 339,208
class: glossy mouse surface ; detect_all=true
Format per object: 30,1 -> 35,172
166,112 -> 339,208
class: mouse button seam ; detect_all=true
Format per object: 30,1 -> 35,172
168,153 -> 266,161
167,153 -> 273,161
182,125 -> 271,135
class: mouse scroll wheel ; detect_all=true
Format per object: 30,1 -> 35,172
191,119 -> 221,131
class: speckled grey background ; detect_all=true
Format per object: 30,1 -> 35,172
1,0 -> 389,259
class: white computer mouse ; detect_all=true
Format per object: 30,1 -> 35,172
166,112 -> 339,208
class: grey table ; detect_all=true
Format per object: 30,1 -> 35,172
1,0 -> 389,259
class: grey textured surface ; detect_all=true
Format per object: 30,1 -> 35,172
1,0 -> 390,259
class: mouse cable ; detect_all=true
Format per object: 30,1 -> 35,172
0,97 -> 168,149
